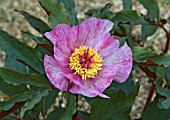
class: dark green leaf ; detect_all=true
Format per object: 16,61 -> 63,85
138,0 -> 159,20
45,89 -> 59,110
122,0 -> 132,9
22,32 -> 51,44
1,115 -> 14,120
111,112 -> 131,120
47,107 -> 65,120
142,97 -> 170,120
59,93 -> 76,120
119,37 -> 127,47
0,91 -> 34,111
35,44 -> 53,56
165,0 -> 170,4
0,77 -> 28,96
111,74 -> 134,95
0,101 -> 26,119
155,79 -> 170,109
148,66 -> 164,79
5,55 -> 27,73
90,84 -> 139,120
55,0 -> 78,25
132,47 -> 170,67
165,66 -> 170,85
0,67 -> 51,87
39,0 -> 70,26
17,10 -> 51,34
33,89 -> 59,119
109,10 -> 148,24
141,25 -> 158,41
86,3 -> 113,19
138,0 -> 159,39
22,32 -> 53,55
77,111 -> 90,120
0,30 -> 44,74
20,89 -> 49,118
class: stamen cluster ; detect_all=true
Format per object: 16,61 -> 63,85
69,46 -> 103,79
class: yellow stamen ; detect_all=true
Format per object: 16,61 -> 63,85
69,46 -> 103,79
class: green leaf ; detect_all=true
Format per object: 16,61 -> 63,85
1,115 -> 14,120
132,47 -> 170,67
35,44 -> 53,56
155,79 -> 170,109
165,66 -> 170,85
141,25 -> 158,41
0,30 -> 44,74
138,0 -> 159,39
39,0 -> 70,26
109,10 -> 148,24
47,107 -> 65,120
77,111 -> 90,120
17,10 -> 51,34
122,0 -> 132,9
111,74 -> 134,95
5,55 -> 27,73
55,0 -> 78,26
86,3 -> 113,19
22,32 -> 53,55
148,66 -> 164,79
20,89 -> 49,118
90,84 -> 139,120
138,0 -> 159,20
0,91 -> 34,111
111,112 -> 131,120
142,97 -> 170,120
22,32 -> 51,44
59,93 -> 76,120
0,101 -> 26,119
45,89 -> 59,110
165,0 -> 170,4
33,89 -> 59,120
0,67 -> 51,87
0,77 -> 28,96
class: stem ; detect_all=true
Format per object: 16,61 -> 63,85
144,18 -> 170,53
16,59 -> 40,74
72,94 -> 82,120
42,97 -> 46,120
144,83 -> 155,109
162,27 -> 170,53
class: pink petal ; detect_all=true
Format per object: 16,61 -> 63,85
73,18 -> 114,47
54,35 -> 72,67
69,80 -> 109,98
44,24 -> 71,45
103,45 -> 132,83
96,34 -> 119,59
92,66 -> 118,92
44,55 -> 70,91
69,66 -> 118,98
65,73 -> 84,87
53,27 -> 82,67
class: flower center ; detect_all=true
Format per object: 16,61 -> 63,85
69,46 -> 103,79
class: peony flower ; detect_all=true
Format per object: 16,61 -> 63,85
44,18 -> 132,98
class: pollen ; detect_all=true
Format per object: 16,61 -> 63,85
69,46 -> 103,80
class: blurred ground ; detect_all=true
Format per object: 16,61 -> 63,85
0,0 -> 170,119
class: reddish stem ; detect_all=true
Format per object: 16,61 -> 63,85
162,29 -> 170,53
144,18 -> 170,53
72,95 -> 82,120
144,83 -> 155,109
16,59 -> 40,74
